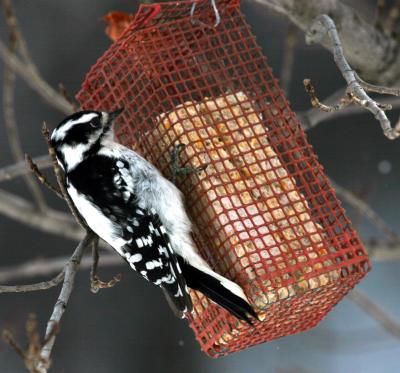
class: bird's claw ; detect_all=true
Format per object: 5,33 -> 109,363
170,143 -> 208,183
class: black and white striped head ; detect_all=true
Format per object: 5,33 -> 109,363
51,108 -> 123,172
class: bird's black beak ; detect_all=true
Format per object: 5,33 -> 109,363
103,107 -> 124,132
108,107 -> 124,122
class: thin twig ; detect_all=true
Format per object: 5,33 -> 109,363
2,330 -> 26,361
280,23 -> 298,96
0,188 -> 81,241
0,272 -> 64,294
298,87 -> 400,131
1,0 -> 74,116
347,91 -> 392,111
305,14 -> 400,139
1,0 -> 35,67
2,4 -> 47,211
25,155 -> 63,199
3,314 -> 59,373
0,252 -> 119,284
0,155 -> 52,183
58,83 -> 79,111
252,0 -> 400,86
90,237 -> 121,293
0,39 -> 73,115
349,288 -> 400,339
303,79 -> 351,112
330,178 -> 400,244
35,233 -> 94,373
354,72 -> 400,96
369,245 -> 400,261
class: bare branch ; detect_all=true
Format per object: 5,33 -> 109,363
298,87 -> 400,130
305,14 -> 400,140
251,0 -> 400,86
346,91 -> 392,111
3,314 -> 58,373
58,83 -> 79,111
90,238 -> 121,293
369,245 -> 400,261
0,188 -> 81,241
330,178 -> 400,244
354,72 -> 400,96
0,155 -> 51,183
0,272 -> 64,294
25,155 -> 63,199
2,1 -> 47,211
35,233 -> 94,373
349,288 -> 400,339
0,39 -> 73,115
2,330 -> 26,362
280,23 -> 298,96
303,79 -> 351,112
1,0 -> 35,67
0,252 -> 119,284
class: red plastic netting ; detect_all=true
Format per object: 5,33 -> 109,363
76,0 -> 370,357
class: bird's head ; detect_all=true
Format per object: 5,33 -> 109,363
51,108 -> 123,172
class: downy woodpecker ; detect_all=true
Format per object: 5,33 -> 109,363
51,109 -> 257,323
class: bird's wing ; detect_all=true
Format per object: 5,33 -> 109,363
119,207 -> 193,314
67,155 -> 193,314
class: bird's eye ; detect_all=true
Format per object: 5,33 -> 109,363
89,118 -> 101,128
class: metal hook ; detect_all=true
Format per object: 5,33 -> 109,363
190,0 -> 221,28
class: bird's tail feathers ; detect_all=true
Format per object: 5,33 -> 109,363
178,257 -> 257,324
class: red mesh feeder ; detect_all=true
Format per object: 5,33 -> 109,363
76,0 -> 370,357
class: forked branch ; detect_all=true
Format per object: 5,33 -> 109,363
305,14 -> 400,140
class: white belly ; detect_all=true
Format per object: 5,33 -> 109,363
67,184 -> 127,253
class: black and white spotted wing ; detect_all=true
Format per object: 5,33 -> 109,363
67,155 -> 193,314
121,208 -> 193,313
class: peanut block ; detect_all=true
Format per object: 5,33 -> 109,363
139,92 -> 340,334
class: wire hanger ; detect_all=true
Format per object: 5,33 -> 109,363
190,0 -> 221,28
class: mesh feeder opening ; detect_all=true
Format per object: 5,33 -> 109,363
76,0 -> 370,357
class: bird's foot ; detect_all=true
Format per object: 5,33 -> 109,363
170,143 -> 207,183
90,273 -> 122,294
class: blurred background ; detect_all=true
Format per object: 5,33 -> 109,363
0,0 -> 399,372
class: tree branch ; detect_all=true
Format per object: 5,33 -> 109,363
280,23 -> 298,96
0,271 -> 64,294
0,155 -> 52,183
25,155 -> 63,199
0,188 -> 81,241
303,79 -> 351,112
0,38 -> 73,115
2,314 -> 58,373
1,0 -> 36,68
330,178 -> 400,244
35,233 -> 94,373
2,0 -> 48,211
298,87 -> 400,130
305,14 -> 400,140
349,288 -> 400,339
250,0 -> 400,86
0,252 -> 120,285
